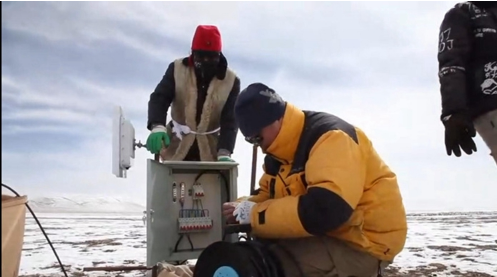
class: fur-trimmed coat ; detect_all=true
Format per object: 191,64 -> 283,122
147,54 -> 241,161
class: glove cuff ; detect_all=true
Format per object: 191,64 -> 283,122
441,110 -> 470,123
151,125 -> 167,133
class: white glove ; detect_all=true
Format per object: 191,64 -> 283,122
233,201 -> 256,225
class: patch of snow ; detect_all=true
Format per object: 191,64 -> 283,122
17,211 -> 497,277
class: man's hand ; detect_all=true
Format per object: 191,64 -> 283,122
442,113 -> 477,157
233,201 -> 256,225
222,202 -> 238,224
146,125 -> 171,154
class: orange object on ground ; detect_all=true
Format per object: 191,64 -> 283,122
2,194 -> 28,277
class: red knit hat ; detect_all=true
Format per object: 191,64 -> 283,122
191,25 -> 222,52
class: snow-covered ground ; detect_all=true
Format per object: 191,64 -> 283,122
18,211 -> 497,277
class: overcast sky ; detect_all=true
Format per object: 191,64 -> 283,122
2,1 -> 495,212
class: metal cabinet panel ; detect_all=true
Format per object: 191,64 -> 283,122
146,160 -> 239,266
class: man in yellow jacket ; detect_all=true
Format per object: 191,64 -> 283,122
225,82 -> 408,277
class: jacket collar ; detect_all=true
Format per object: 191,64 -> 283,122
266,103 -> 305,164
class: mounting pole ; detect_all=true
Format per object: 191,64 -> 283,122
134,139 -> 159,161
250,145 -> 258,195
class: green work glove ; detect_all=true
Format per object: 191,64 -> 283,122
146,125 -> 170,154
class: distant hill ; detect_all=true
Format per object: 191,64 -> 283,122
26,195 -> 145,214
22,195 -> 496,215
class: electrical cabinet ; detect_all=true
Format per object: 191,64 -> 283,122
146,159 -> 239,266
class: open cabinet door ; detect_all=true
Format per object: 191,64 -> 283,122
112,105 -> 137,178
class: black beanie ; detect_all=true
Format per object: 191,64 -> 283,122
470,1 -> 497,9
234,83 -> 287,138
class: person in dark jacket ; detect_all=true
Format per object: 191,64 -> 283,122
438,1 -> 497,164
146,25 -> 241,162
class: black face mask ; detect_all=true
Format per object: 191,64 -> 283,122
193,51 -> 220,78
194,60 -> 218,76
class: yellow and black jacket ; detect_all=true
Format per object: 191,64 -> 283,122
246,103 -> 408,261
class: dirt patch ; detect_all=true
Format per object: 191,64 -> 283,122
40,263 -> 72,270
461,258 -> 495,266
383,264 -> 495,277
37,263 -> 73,274
448,271 -> 496,277
427,245 -> 472,252
43,227 -> 72,231
23,246 -> 45,251
20,274 -> 89,277
85,239 -> 122,247
33,239 -> 49,244
92,261 -> 105,266
455,236 -> 484,242
56,239 -> 122,248
123,260 -> 139,265
465,243 -> 497,251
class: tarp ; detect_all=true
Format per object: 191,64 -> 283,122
2,194 -> 27,277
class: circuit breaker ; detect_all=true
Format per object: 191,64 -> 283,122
146,159 -> 239,266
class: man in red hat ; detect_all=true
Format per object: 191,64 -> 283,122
146,25 -> 240,162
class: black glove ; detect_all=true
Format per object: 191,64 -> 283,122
442,113 -> 477,157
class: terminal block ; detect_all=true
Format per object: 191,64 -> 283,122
178,208 -> 212,233
178,217 -> 213,233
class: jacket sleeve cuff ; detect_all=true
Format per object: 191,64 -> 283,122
250,197 -> 311,239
